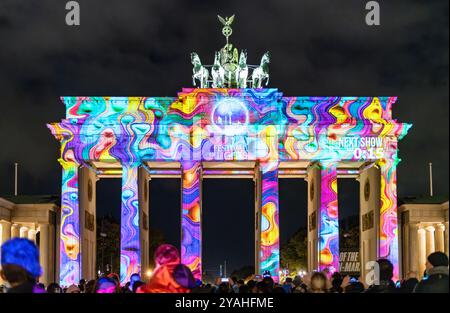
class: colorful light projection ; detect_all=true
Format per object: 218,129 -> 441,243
120,164 -> 141,284
48,89 -> 411,284
59,155 -> 81,287
259,162 -> 280,282
181,162 -> 202,279
319,163 -> 339,273
378,142 -> 400,280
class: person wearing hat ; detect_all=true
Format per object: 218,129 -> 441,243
414,251 -> 449,293
0,238 -> 44,293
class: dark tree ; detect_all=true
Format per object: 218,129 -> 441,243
96,215 -> 167,273
280,227 -> 307,273
148,229 -> 166,268
96,215 -> 121,275
230,265 -> 255,280
340,215 -> 360,250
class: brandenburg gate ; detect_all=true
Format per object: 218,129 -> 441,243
48,16 -> 411,286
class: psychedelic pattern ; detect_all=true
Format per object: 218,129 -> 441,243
259,162 -> 280,282
319,163 -> 339,273
378,141 -> 400,281
48,88 -> 411,284
181,162 -> 202,279
59,156 -> 81,287
120,164 -> 141,284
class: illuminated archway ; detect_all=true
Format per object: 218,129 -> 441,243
49,90 -> 410,285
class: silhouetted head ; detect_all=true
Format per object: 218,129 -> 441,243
310,272 -> 328,292
154,244 -> 180,267
85,280 -> 96,293
377,259 -> 394,282
218,282 -> 230,293
345,282 -> 365,293
427,251 -> 449,270
173,264 -> 196,289
132,280 -> 145,293
46,283 -> 62,293
95,277 -> 117,293
129,273 -> 140,289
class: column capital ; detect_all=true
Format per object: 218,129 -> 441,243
305,162 -> 320,181
319,160 -> 339,170
425,225 -> 436,232
376,157 -> 400,170
120,161 -> 142,168
307,161 -> 320,170
258,160 -> 279,173
359,161 -> 377,173
356,162 -> 377,181
180,160 -> 202,170
58,155 -> 80,168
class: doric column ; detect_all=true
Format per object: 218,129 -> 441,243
138,167 -> 150,277
318,162 -> 339,273
445,222 -> 449,257
58,158 -> 81,287
0,220 -> 11,245
378,157 -> 400,281
19,226 -> 29,238
11,223 -> 20,238
78,166 -> 98,281
50,223 -> 56,283
306,164 -> 320,273
425,225 -> 435,257
120,163 -> 141,284
254,165 -> 262,276
181,161 -> 202,280
39,224 -> 51,286
257,162 -> 280,282
0,221 -> 11,275
435,224 -> 445,253
417,227 -> 426,278
28,229 -> 37,243
408,223 -> 420,274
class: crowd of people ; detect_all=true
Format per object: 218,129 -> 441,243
0,238 -> 448,294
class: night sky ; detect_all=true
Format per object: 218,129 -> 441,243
0,0 -> 448,274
